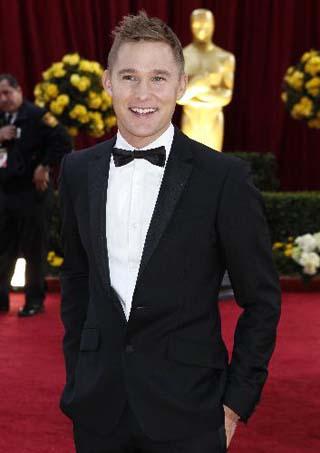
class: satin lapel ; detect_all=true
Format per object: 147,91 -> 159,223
88,141 -> 113,296
135,129 -> 193,286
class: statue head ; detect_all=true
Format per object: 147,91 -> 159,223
190,9 -> 214,44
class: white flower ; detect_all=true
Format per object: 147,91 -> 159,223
299,252 -> 320,275
295,233 -> 317,252
291,246 -> 301,264
303,263 -> 319,275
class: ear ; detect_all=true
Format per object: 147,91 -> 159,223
177,73 -> 188,100
102,70 -> 112,96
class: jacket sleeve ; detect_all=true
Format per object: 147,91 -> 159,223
39,114 -> 72,166
217,159 -> 281,421
59,154 -> 89,389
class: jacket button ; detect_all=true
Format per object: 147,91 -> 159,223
125,344 -> 134,353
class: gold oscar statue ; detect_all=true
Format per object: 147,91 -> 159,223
178,9 -> 235,151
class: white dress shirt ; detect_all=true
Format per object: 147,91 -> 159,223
106,124 -> 174,320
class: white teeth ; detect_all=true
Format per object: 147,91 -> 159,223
130,107 -> 156,114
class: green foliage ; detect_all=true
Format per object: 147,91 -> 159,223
263,191 -> 320,243
227,152 -> 279,191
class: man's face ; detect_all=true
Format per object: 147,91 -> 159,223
103,41 -> 187,148
0,80 -> 23,113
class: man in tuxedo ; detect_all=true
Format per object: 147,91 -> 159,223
0,74 -> 71,316
59,12 -> 281,453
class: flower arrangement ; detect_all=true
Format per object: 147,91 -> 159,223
47,251 -> 64,268
281,49 -> 320,128
273,232 -> 320,280
34,53 -> 116,137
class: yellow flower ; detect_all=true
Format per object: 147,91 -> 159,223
56,94 -> 70,106
42,69 -> 52,81
281,92 -> 288,103
285,70 -> 304,90
291,97 -> 313,118
105,115 -> 117,129
90,129 -> 105,138
101,91 -> 112,110
301,50 -> 318,63
78,76 -> 91,92
305,77 -> 320,96
91,62 -> 103,76
67,126 -> 79,136
47,251 -> 55,261
50,62 -> 66,78
88,95 -> 102,109
69,104 -> 88,119
284,249 -> 293,257
46,83 -> 59,98
308,118 -> 320,128
35,99 -> 45,108
78,113 -> 90,124
34,83 -> 43,98
70,73 -> 81,87
89,111 -> 104,133
62,53 -> 80,65
305,56 -> 320,76
79,59 -> 93,72
51,256 -> 64,267
301,52 -> 311,63
273,242 -> 283,250
50,100 -> 64,115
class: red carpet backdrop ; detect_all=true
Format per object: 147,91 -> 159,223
0,293 -> 319,452
0,0 -> 320,189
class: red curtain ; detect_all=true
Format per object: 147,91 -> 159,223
1,0 -> 319,190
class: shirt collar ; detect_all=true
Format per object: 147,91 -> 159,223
115,123 -> 174,164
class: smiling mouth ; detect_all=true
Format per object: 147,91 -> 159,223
129,107 -> 158,116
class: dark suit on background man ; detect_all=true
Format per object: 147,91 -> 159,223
0,90 -> 71,315
59,128 -> 281,448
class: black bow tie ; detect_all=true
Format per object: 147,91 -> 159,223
112,146 -> 166,167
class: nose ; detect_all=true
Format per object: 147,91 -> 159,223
134,79 -> 152,101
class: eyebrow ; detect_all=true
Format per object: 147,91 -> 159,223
117,68 -> 171,77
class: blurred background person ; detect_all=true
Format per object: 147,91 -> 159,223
0,74 -> 72,317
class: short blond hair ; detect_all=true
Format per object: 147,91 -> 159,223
108,11 -> 185,73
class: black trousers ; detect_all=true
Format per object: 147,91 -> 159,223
73,404 -> 227,453
0,187 -> 52,307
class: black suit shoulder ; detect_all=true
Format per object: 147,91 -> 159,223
61,138 -> 113,188
19,100 -> 48,121
177,130 -> 250,183
65,138 -> 112,166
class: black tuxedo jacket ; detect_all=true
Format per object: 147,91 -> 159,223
59,128 -> 281,441
0,101 -> 71,191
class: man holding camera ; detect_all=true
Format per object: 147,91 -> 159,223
0,73 -> 71,316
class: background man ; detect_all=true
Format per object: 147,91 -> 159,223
0,74 -> 71,316
59,12 -> 281,452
